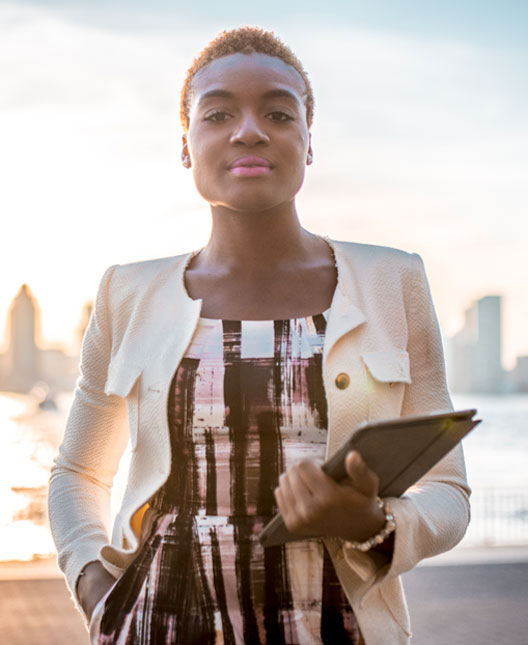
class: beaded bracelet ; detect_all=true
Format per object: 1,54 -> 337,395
344,497 -> 396,552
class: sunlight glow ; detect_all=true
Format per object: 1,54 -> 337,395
0,391 -> 132,561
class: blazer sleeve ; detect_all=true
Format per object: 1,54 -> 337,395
48,264 -> 128,612
343,252 -> 471,599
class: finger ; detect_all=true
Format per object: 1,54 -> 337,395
295,458 -> 361,505
274,473 -> 296,525
275,471 -> 314,534
345,451 -> 379,497
288,464 -> 317,501
274,483 -> 286,516
276,472 -> 296,509
295,459 -> 330,495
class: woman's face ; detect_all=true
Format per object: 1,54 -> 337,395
185,52 -> 312,213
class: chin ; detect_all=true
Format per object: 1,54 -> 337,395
199,188 -> 289,213
224,197 -> 293,214
200,182 -> 304,214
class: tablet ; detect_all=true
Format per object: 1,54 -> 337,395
258,408 -> 480,547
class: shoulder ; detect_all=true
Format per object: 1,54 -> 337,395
329,239 -> 423,284
330,238 -> 414,262
107,253 -> 191,290
97,252 -> 195,315
92,252 -> 198,344
111,253 -> 190,282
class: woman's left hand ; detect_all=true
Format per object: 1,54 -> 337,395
274,451 -> 386,542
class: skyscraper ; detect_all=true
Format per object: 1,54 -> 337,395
447,295 -> 504,393
7,284 -> 40,391
475,296 -> 503,392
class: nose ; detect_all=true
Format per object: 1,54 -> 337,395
229,112 -> 270,146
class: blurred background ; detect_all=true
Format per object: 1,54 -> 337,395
1,1 -> 527,643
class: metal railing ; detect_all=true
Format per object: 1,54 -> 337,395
463,487 -> 528,546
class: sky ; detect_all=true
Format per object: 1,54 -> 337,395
1,0 -> 527,368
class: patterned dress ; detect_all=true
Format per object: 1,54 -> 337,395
97,312 -> 364,644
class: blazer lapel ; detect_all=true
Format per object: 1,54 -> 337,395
323,238 -> 367,365
139,251 -> 203,390
120,252 -> 203,476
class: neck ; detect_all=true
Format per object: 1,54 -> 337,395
201,202 -> 315,271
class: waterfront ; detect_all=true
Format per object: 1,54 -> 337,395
0,392 -> 65,561
452,393 -> 528,546
0,391 -> 526,561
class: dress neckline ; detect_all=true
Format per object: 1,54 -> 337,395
198,307 -> 331,323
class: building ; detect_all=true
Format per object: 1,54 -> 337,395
474,296 -> 503,392
447,295 -> 504,393
2,284 -> 41,392
0,285 -> 90,394
511,356 -> 528,392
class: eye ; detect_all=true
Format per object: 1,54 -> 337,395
204,110 -> 231,123
267,111 -> 294,122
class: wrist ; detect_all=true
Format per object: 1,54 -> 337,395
77,560 -> 117,622
338,497 -> 385,543
77,561 -> 112,603
344,497 -> 396,552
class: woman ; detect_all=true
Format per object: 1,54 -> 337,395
48,27 -> 470,645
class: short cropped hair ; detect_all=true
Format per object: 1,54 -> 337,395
180,26 -> 314,132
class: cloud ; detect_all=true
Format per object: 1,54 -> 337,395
0,6 -> 190,111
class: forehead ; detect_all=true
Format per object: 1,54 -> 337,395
190,52 -> 307,104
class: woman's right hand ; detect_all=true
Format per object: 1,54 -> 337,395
77,561 -> 118,623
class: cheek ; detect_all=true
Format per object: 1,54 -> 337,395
186,124 -> 212,164
285,139 -> 309,177
290,165 -> 307,195
188,137 -> 209,169
188,149 -> 227,204
286,134 -> 310,168
190,165 -> 217,202
188,142 -> 219,181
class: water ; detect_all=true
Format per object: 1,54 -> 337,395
0,392 -> 67,561
452,394 -> 528,489
0,391 -> 526,561
451,394 -> 528,546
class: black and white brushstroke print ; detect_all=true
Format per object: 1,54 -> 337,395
98,312 -> 364,645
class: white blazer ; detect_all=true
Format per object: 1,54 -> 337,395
48,238 -> 470,644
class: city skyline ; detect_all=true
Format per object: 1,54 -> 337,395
1,281 -> 526,395
0,283 -> 91,393
445,295 -> 527,394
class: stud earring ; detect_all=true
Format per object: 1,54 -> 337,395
182,154 -> 191,168
306,151 -> 313,165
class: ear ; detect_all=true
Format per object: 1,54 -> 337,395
306,133 -> 313,166
181,134 -> 191,169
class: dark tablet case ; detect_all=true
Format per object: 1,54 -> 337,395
258,409 -> 480,547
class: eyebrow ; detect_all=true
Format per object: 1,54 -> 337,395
197,88 -> 303,106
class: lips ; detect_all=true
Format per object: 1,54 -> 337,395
229,155 -> 273,177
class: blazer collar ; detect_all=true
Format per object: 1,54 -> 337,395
158,248 -> 204,379
132,240 -> 367,382
127,249 -> 203,388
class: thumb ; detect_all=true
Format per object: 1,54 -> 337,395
345,451 -> 379,498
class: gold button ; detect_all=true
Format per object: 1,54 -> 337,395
335,372 -> 350,390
